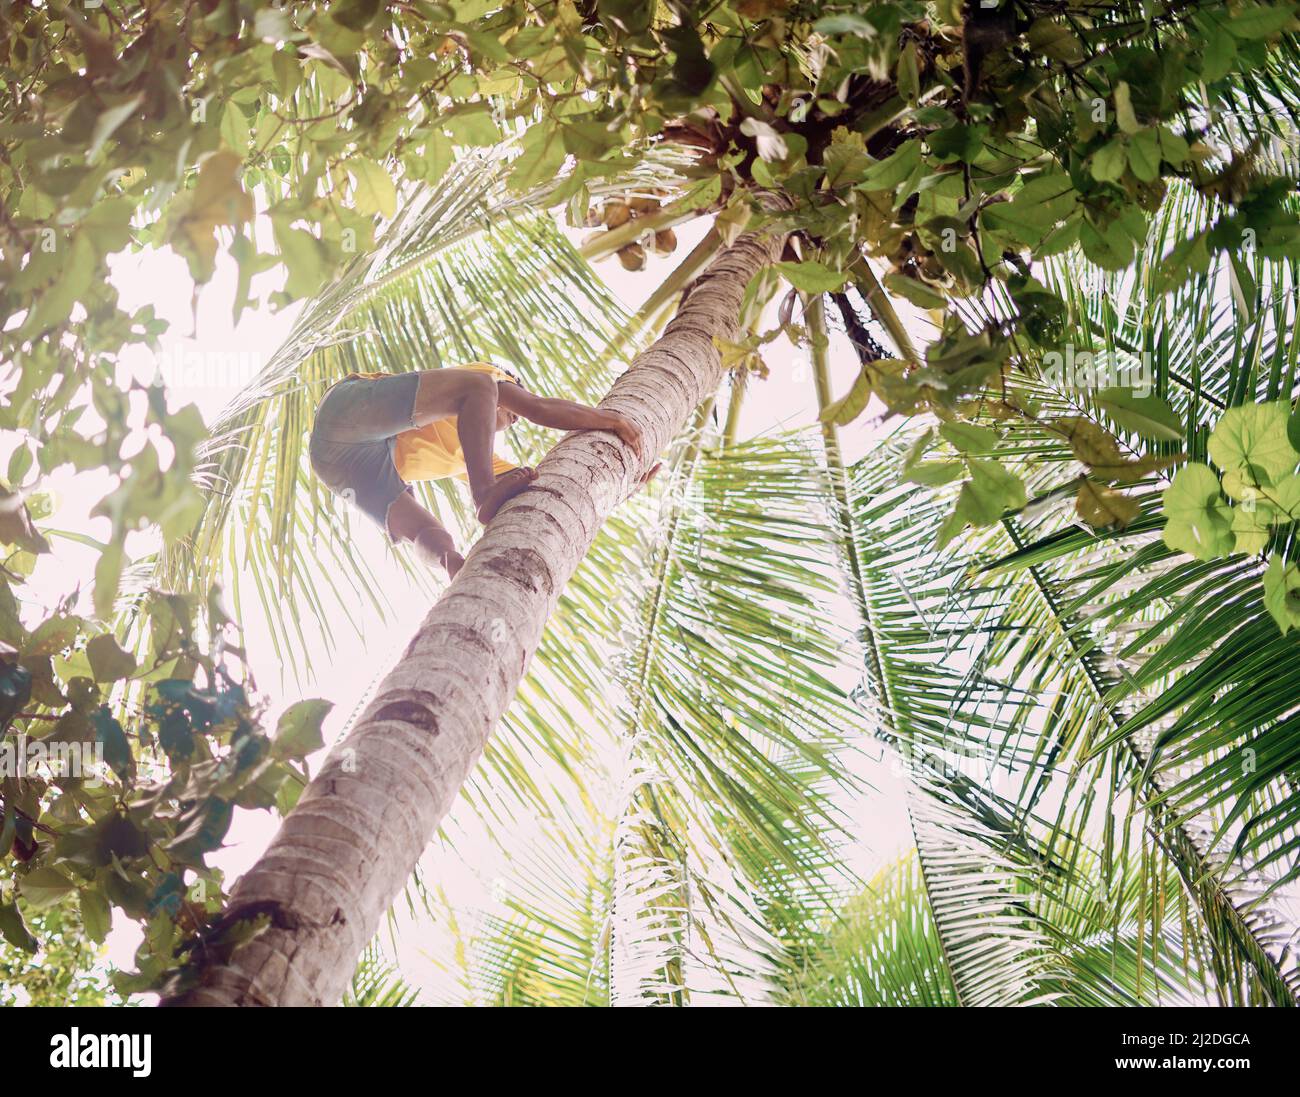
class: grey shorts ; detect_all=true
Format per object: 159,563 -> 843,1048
309,373 -> 421,537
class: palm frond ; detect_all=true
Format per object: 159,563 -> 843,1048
342,942 -> 420,1007
781,853 -> 959,1007
825,174 -> 1300,1003
411,420 -> 865,1006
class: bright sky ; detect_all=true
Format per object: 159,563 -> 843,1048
9,209 -> 918,1001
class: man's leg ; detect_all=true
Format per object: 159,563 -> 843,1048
413,369 -> 535,522
385,491 -> 464,577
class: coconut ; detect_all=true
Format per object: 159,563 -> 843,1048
617,243 -> 647,271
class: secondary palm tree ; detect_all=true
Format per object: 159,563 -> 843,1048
815,192 -> 1300,1005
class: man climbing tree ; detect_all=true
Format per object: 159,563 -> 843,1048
162,228 -> 786,1006
309,362 -> 645,575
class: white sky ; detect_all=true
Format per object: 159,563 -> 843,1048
6,210 -> 920,1001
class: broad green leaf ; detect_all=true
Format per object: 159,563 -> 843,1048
1113,82 -> 1140,134
1162,462 -> 1233,560
774,260 -> 848,293
897,40 -> 920,103
417,129 -> 453,185
168,150 -> 254,283
253,6 -> 294,40
509,123 -> 566,191
1226,4 -> 1299,39
93,543 -> 125,621
1263,554 -> 1300,633
273,222 -> 330,299
937,460 -> 1026,547
1025,16 -> 1084,62
1231,499 -> 1279,554
1095,388 -> 1183,441
855,139 -> 921,191
0,490 -> 50,554
560,119 -> 621,160
1127,129 -> 1160,182
92,705 -> 134,779
1268,472 -> 1300,519
884,272 -> 946,309
965,459 -> 1027,520
1202,33 -> 1237,81
927,123 -> 986,163
18,866 -> 77,910
1207,399 -> 1298,486
444,108 -> 500,148
1157,126 -> 1190,167
1089,139 -> 1128,183
87,93 -> 144,160
27,613 -> 83,657
905,462 -> 963,486
0,901 -> 39,952
1076,479 -> 1140,529
331,0 -> 384,31
1056,416 -> 1125,466
1090,451 -> 1185,484
86,632 -> 137,682
349,159 -> 397,219
80,888 -> 112,945
1015,172 -> 1077,206
820,367 -> 873,427
167,798 -> 234,858
939,422 -> 996,454
274,698 -> 334,759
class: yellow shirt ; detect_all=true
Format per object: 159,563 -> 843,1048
343,363 -> 517,483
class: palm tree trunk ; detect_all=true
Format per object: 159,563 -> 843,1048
162,228 -> 786,1006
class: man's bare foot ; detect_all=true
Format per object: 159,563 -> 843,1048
475,467 -> 538,523
411,524 -> 464,576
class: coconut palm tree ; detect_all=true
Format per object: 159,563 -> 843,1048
161,164 -> 803,1002
414,220 -> 1300,1006
160,129 -> 1300,1007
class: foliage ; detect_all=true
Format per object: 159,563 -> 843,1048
420,425 -> 863,1004
9,1 -> 1300,624
779,854 -> 960,1008
835,370 -> 1300,1004
342,941 -> 420,1006
0,901 -> 111,1006
1,545 -> 328,996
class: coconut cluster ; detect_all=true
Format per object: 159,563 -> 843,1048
584,194 -> 679,270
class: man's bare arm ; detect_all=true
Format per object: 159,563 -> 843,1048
497,382 -> 644,458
